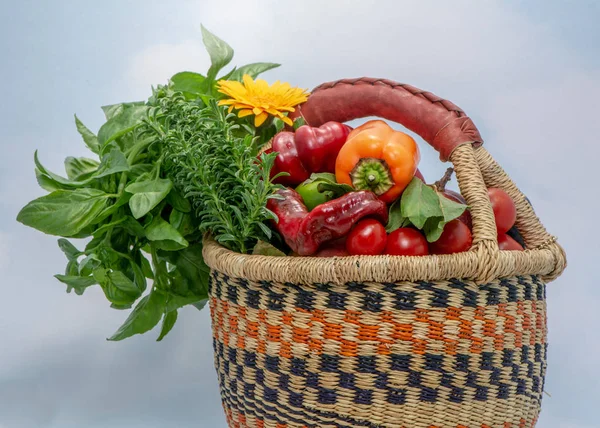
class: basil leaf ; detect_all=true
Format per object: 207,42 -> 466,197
74,115 -> 100,154
98,104 -> 149,147
57,238 -> 81,261
229,62 -> 280,81
34,151 -> 84,188
201,25 -> 234,82
78,254 -> 101,276
165,293 -> 204,313
54,274 -> 97,295
166,188 -> 191,213
438,192 -> 468,222
17,188 -> 110,236
108,290 -> 167,341
400,178 -> 443,229
64,156 -> 100,181
171,72 -> 206,95
422,216 -> 446,243
145,216 -> 189,251
35,168 -> 68,192
126,178 -> 173,219
140,254 -> 154,279
386,198 -> 409,233
94,268 -> 142,306
94,148 -> 130,178
157,310 -> 178,341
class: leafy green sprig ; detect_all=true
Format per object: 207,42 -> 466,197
16,26 -> 283,341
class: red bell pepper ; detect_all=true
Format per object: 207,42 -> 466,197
268,122 -> 352,187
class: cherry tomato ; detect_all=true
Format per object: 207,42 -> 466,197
441,189 -> 472,229
346,219 -> 387,255
385,228 -> 429,256
429,219 -> 473,255
488,188 -> 517,233
497,233 -> 524,251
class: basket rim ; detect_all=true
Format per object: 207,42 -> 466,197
202,236 -> 561,285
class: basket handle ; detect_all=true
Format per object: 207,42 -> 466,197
291,77 -> 566,283
291,77 -> 483,161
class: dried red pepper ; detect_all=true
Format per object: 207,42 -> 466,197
268,122 -> 352,187
267,188 -> 388,256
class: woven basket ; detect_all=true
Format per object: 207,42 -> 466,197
203,78 -> 567,428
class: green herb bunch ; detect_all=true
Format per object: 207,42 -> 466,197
16,26 -> 285,341
147,92 -> 281,254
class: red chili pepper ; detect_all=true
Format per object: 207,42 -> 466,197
269,122 -> 352,186
267,189 -> 388,256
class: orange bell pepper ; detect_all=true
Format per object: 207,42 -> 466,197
335,120 -> 420,204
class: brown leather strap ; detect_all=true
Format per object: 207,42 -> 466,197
290,77 -> 483,161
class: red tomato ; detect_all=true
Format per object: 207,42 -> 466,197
346,219 -> 387,255
497,233 -> 524,251
488,188 -> 517,233
429,219 -> 473,255
441,189 -> 472,229
385,228 -> 429,256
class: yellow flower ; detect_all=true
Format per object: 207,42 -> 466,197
217,75 -> 309,127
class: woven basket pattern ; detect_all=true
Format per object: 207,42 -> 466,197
209,271 -> 547,428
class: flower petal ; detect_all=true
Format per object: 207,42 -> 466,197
281,115 -> 293,126
254,111 -> 269,127
238,109 -> 254,118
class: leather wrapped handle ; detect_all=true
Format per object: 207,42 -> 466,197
291,77 -> 483,161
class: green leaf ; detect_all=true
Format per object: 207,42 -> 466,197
400,178 -> 443,229
121,216 -> 146,238
145,216 -> 189,251
164,293 -> 204,313
78,254 -> 101,276
201,25 -> 234,82
438,192 -> 468,222
35,168 -> 67,192
101,101 -> 145,120
157,310 -> 178,341
94,148 -> 130,178
252,240 -> 286,256
74,115 -> 100,154
125,178 -> 172,219
171,72 -> 206,95
34,151 -> 84,188
166,188 -> 191,213
64,156 -> 99,181
17,188 -> 110,236
229,63 -> 280,81
293,116 -> 306,130
94,268 -> 142,306
54,274 -> 98,295
422,217 -> 447,243
139,253 -> 154,279
57,238 -> 81,261
98,104 -> 149,147
108,290 -> 167,341
386,198 -> 409,233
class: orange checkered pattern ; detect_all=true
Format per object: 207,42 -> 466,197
210,273 -> 547,428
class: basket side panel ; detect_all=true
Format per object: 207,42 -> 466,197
209,273 -> 547,428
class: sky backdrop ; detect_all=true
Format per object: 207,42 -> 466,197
1,1 -> 599,427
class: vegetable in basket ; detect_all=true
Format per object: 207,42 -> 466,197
268,121 -> 352,186
335,119 -> 420,203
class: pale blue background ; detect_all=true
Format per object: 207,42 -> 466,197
1,1 -> 598,427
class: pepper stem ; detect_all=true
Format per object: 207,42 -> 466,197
434,167 -> 454,192
350,158 -> 394,195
